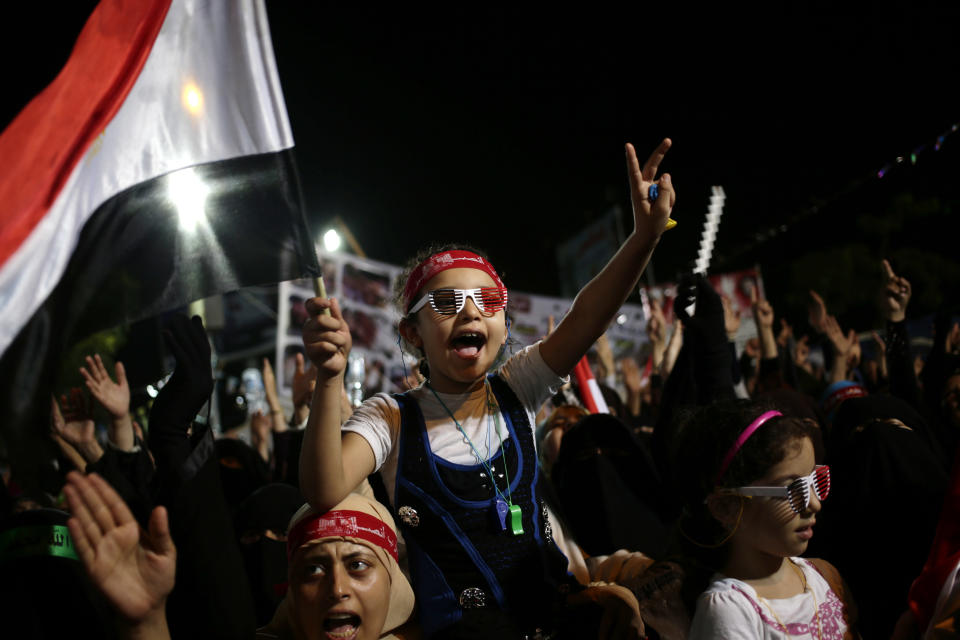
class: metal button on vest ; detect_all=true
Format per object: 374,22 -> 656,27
459,587 -> 487,608
398,506 -> 419,527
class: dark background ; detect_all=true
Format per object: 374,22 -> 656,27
5,4 -> 960,331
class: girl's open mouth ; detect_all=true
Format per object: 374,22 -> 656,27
451,332 -> 486,358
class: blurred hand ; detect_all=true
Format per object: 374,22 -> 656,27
51,391 -> 102,463
250,410 -> 273,463
880,259 -> 911,323
64,472 -> 175,624
262,357 -> 281,409
946,322 -> 960,355
596,334 -> 615,380
750,290 -> 774,331
570,583 -> 646,640
620,357 -> 644,394
808,290 -> 828,334
646,299 -> 666,346
777,318 -> 793,349
152,315 -> 213,427
721,295 -> 741,340
794,335 -> 813,374
80,355 -> 129,419
292,352 -> 318,410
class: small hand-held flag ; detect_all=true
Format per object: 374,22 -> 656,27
573,356 -> 609,415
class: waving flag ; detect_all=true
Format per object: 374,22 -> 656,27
0,0 -> 318,473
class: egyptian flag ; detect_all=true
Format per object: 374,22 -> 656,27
0,0 -> 318,473
573,356 -> 609,414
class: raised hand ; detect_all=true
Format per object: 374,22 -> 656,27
647,299 -> 667,346
620,356 -> 645,417
261,357 -> 280,410
822,315 -> 847,355
625,139 -> 676,239
51,392 -> 102,464
620,357 -> 644,394
152,315 -> 213,428
948,323 -> 960,355
881,259 -> 912,323
80,355 -> 130,419
721,295 -> 741,340
823,315 -> 859,382
751,290 -> 774,331
777,318 -> 793,349
808,290 -> 828,334
750,286 -> 777,359
303,297 -> 352,382
871,330 -> 889,381
80,355 -> 135,451
64,472 -> 175,628
291,352 -> 318,420
250,411 -> 272,462
794,335 -> 814,375
595,333 -> 616,381
261,357 -> 287,433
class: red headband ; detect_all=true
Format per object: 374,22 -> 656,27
402,250 -> 504,314
287,510 -> 399,563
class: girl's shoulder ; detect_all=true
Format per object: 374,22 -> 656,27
498,341 -> 568,408
690,576 -> 765,637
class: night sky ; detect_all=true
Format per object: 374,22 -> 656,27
5,5 -> 960,306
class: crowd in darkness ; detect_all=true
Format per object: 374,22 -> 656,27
2,139 -> 960,640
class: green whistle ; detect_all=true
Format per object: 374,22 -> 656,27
509,504 -> 524,536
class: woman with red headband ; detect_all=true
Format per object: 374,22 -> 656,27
301,140 -> 676,638
63,471 -> 415,640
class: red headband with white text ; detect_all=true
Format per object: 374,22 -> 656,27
402,250 -> 504,314
287,510 -> 399,562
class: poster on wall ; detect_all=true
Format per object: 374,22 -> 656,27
276,253 -> 408,401
277,250 -> 764,401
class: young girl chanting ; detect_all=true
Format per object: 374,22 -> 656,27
300,140 -> 674,638
677,402 -> 858,639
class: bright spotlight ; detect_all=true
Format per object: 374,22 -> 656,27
323,229 -> 342,252
181,82 -> 204,115
616,313 -> 628,325
168,168 -> 210,232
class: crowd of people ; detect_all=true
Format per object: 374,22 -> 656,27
1,139 -> 959,639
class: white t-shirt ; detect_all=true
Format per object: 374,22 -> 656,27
342,342 -> 565,505
689,558 -> 849,639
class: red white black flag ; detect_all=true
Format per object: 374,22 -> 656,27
0,1 -> 318,445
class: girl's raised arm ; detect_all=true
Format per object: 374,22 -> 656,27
299,296 -> 376,511
540,139 -> 676,377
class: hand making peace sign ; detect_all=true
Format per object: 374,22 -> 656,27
625,138 -> 676,239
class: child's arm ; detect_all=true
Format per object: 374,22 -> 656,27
299,297 -> 377,512
541,139 -> 676,377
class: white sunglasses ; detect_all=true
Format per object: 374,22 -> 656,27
725,465 -> 831,514
408,287 -> 508,316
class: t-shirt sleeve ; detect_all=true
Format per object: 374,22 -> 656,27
340,393 -> 401,472
688,589 -> 762,639
498,341 -> 568,412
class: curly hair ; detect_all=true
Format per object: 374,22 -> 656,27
672,400 -> 817,561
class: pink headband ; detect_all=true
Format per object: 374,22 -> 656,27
286,509 -> 399,563
715,410 -> 783,483
402,250 -> 504,314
